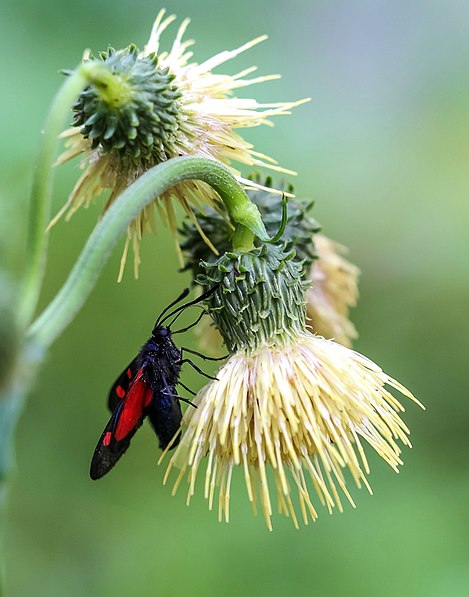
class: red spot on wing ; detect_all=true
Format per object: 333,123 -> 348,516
103,432 -> 112,447
116,385 -> 126,399
127,368 -> 132,379
114,369 -> 152,442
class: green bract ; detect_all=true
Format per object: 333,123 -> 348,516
199,244 -> 309,352
72,45 -> 182,164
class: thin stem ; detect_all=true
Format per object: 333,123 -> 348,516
27,157 -> 267,349
19,62 -> 114,329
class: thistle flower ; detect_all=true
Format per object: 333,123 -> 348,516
306,233 -> 359,347
164,244 -> 422,530
52,10 -> 308,279
179,179 -> 359,351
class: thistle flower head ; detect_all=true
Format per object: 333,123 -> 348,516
52,10 -> 308,279
163,243 -> 422,529
179,178 -> 359,352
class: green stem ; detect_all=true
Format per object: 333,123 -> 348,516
19,62 -> 117,329
232,225 -> 255,252
27,157 -> 267,349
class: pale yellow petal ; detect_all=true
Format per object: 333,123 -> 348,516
164,332 -> 420,529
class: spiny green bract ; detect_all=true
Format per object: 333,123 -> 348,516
198,244 -> 309,352
72,45 -> 182,164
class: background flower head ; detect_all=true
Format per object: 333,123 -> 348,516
307,233 -> 360,347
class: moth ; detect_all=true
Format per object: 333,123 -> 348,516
90,287 -> 217,480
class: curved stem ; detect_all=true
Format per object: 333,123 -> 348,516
27,157 -> 267,349
19,62 -> 116,329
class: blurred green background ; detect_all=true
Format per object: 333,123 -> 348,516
1,0 -> 469,595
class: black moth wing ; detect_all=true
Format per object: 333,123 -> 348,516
107,356 -> 140,412
90,371 -> 151,480
147,386 -> 183,450
90,404 -> 144,480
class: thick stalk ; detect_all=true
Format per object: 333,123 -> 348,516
232,225 -> 255,252
27,157 -> 267,349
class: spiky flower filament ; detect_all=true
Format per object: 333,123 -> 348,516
164,332 -> 422,529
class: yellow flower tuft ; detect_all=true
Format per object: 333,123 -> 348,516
306,233 -> 360,347
53,9 -> 308,280
164,331 -> 422,530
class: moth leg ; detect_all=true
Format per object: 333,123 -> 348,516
180,358 -> 218,381
161,388 -> 197,408
181,346 -> 228,361
177,396 -> 197,408
178,381 -> 197,396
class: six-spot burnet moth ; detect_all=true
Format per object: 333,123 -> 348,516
90,287 -> 220,480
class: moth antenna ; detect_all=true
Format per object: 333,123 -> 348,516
159,286 -> 218,327
155,288 -> 190,327
168,307 -> 205,334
